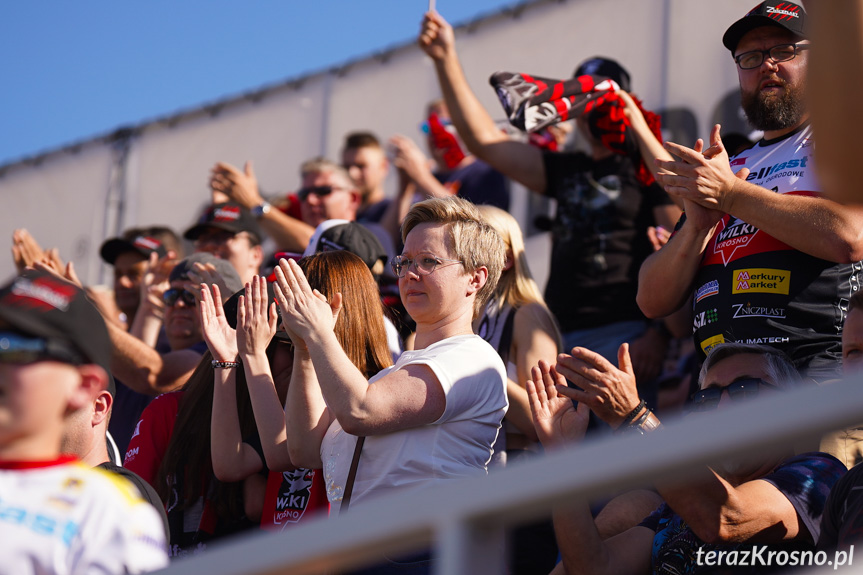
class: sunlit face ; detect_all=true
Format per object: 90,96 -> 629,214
735,27 -> 808,132
164,279 -> 201,350
843,308 -> 863,373
342,146 -> 388,201
113,252 -> 148,318
399,222 -> 474,326
298,171 -> 360,228
0,360 -> 79,450
193,228 -> 262,285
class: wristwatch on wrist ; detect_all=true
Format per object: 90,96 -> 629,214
251,201 -> 272,218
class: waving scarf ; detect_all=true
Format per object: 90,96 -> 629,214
489,71 -> 663,186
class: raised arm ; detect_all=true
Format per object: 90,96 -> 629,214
236,277 -> 296,472
284,344 -> 332,469
656,125 -> 863,263
504,303 -> 561,440
419,12 -> 546,193
527,361 -> 654,575
199,283 -> 265,482
554,344 -> 810,545
274,258 -> 445,437
637,134 -> 726,319
210,161 -> 315,252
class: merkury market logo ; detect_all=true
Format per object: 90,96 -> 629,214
733,269 -> 790,295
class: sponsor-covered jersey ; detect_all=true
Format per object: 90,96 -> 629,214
0,457 -> 168,575
691,124 -> 860,375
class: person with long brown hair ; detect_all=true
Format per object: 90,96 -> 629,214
278,197 -> 508,525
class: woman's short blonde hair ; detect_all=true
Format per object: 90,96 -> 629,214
401,197 -> 505,317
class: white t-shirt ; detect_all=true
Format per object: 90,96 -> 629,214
0,457 -> 168,575
321,334 -> 508,512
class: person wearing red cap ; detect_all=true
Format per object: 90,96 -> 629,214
639,0 -> 863,383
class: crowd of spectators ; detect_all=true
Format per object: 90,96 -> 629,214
4,1 -> 863,574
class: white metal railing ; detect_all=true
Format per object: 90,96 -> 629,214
153,372 -> 863,575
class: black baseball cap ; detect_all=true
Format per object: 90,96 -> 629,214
303,220 -> 387,272
0,269 -> 111,372
183,202 -> 263,243
99,235 -> 168,265
723,1 -> 807,53
574,57 -> 631,92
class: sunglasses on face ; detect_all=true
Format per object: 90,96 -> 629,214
689,377 -> 778,412
297,185 -> 348,201
390,253 -> 464,278
163,288 -> 197,307
0,332 -> 84,366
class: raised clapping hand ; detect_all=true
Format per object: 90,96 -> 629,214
654,125 -> 752,220
552,344 -> 643,430
210,161 -> 263,210
237,276 -> 278,360
272,258 -> 342,347
527,360 -> 590,449
198,283 -> 238,363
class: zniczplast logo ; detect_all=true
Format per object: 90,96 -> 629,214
732,304 -> 787,319
733,269 -> 790,295
695,280 -> 719,303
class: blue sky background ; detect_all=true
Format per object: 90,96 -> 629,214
0,1 -> 518,166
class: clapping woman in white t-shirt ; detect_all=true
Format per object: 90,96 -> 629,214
278,197 -> 508,526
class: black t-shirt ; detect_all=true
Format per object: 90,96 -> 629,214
542,150 -> 671,331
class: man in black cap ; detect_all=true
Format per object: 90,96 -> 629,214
0,269 -> 168,573
99,233 -> 171,327
417,11 -> 680,392
639,0 -> 863,382
184,201 -> 265,285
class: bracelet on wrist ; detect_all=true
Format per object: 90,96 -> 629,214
211,360 -> 240,369
620,399 -> 647,427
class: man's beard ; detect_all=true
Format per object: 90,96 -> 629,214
740,78 -> 806,132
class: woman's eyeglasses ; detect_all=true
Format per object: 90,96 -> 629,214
391,253 -> 464,278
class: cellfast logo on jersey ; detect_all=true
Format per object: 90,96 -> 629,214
746,156 -> 808,185
733,269 -> 790,295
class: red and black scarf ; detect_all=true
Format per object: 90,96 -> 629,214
489,71 -> 662,186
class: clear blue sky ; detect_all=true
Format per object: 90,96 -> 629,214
0,1 -> 518,166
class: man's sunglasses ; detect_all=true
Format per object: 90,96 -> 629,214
163,288 -> 197,307
689,377 -> 778,412
0,332 -> 84,365
297,185 -> 348,201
